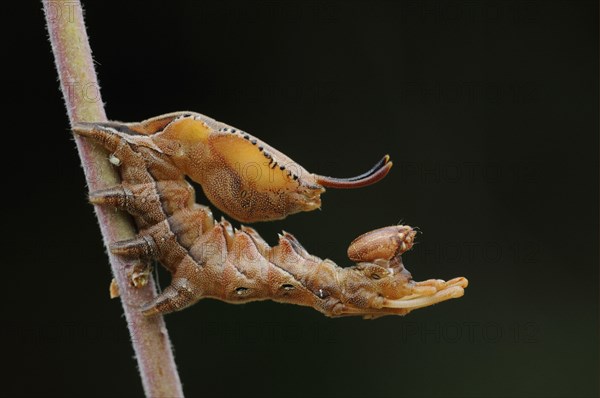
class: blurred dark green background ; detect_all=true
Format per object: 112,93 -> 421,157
5,1 -> 597,397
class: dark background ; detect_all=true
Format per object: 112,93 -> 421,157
4,1 -> 597,397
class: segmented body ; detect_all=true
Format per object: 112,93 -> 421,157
74,112 -> 467,318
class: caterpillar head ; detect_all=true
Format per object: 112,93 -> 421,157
329,225 -> 468,318
153,115 -> 393,223
347,225 -> 418,262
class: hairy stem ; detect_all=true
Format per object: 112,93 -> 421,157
42,1 -> 183,396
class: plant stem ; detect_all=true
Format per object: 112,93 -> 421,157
43,1 -> 183,396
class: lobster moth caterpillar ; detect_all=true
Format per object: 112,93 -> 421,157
74,112 -> 468,319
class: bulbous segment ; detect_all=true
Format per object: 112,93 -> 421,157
149,114 -> 326,222
347,225 -> 417,262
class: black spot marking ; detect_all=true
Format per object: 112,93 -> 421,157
235,287 -> 249,295
279,165 -> 285,170
282,284 -> 294,291
243,134 -> 250,140
250,139 -> 257,145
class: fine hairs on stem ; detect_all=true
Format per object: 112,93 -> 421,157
42,1 -> 184,396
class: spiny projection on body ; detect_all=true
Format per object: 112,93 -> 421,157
74,112 -> 468,318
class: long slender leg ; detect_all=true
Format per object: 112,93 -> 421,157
83,111 -> 195,136
124,111 -> 195,135
141,257 -> 204,316
89,180 -> 197,228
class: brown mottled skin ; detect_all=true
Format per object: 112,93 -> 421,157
74,112 -> 467,318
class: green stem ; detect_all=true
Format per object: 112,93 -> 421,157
42,1 -> 183,396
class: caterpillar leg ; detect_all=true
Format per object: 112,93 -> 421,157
141,277 -> 201,316
381,277 -> 469,311
84,112 -> 194,136
89,181 -> 197,227
120,111 -> 195,135
141,256 -> 204,316
73,123 -> 124,152
109,205 -> 212,273
110,232 -> 182,273
111,235 -> 158,258
89,183 -> 164,229
74,122 -> 163,188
